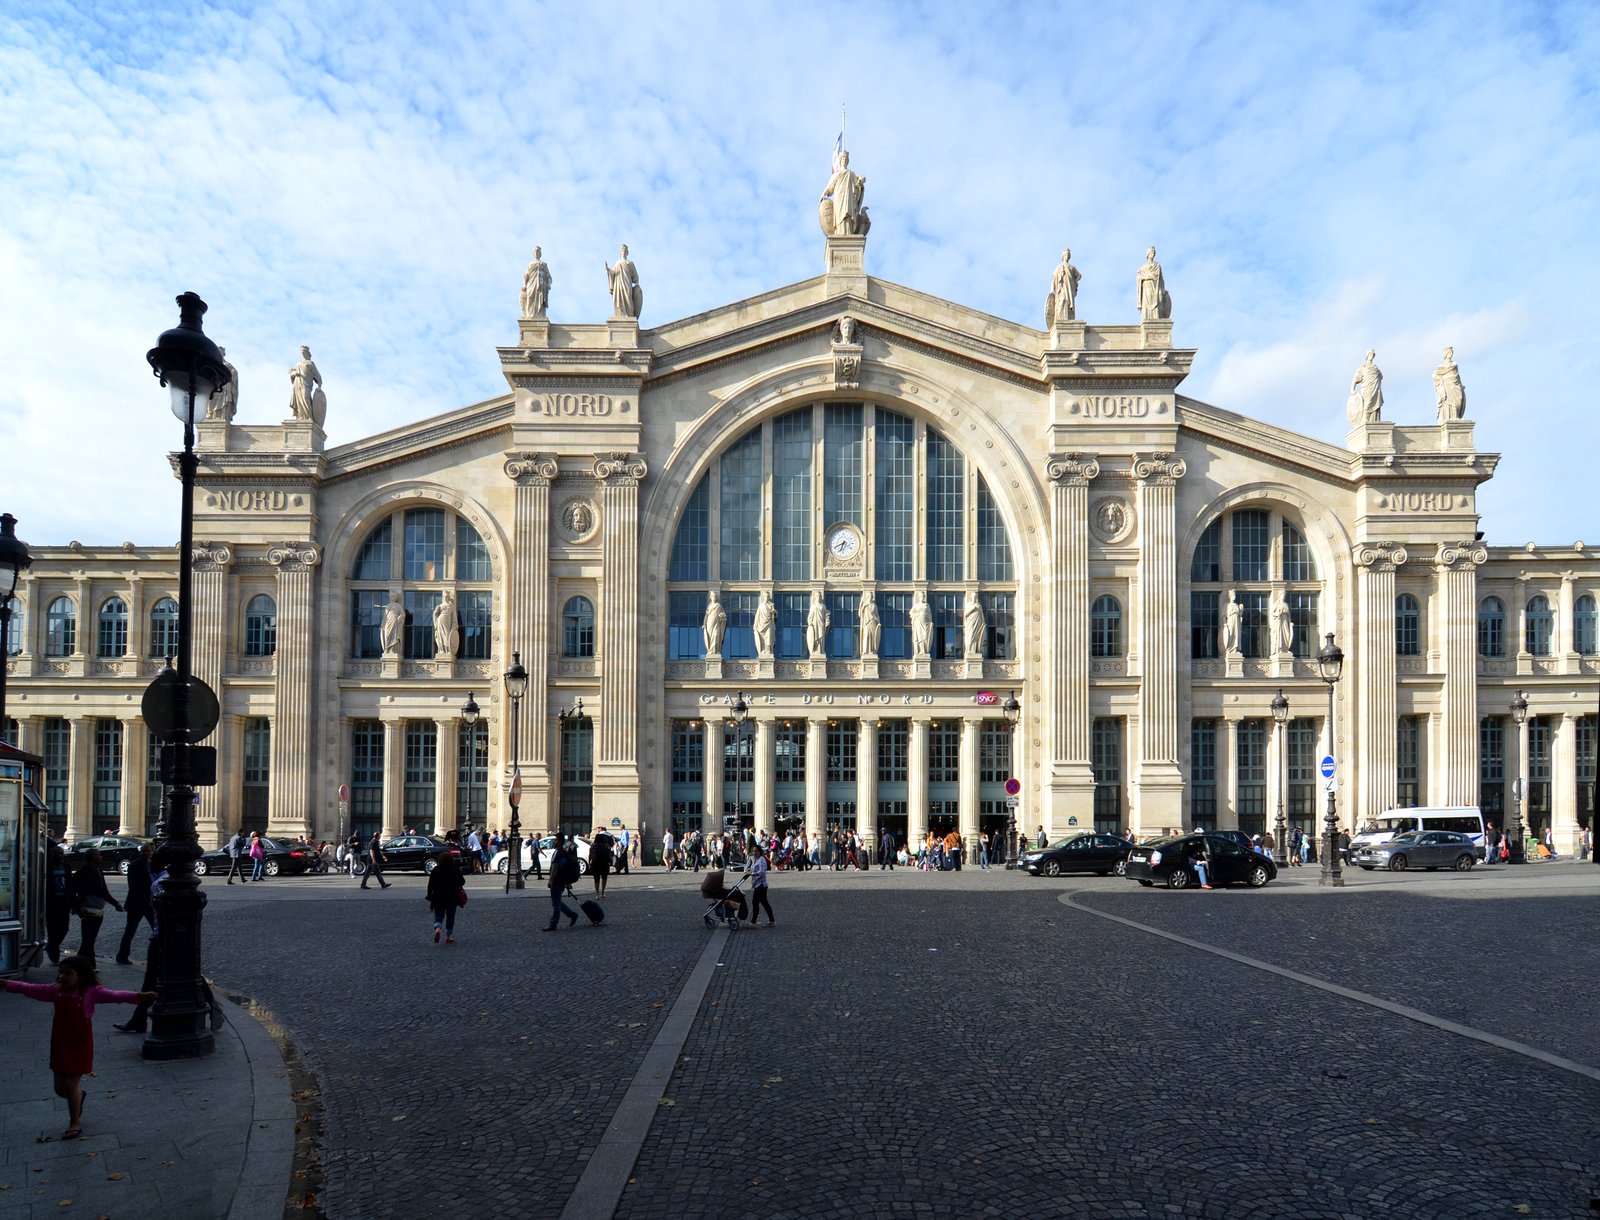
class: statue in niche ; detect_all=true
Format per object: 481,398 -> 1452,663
605,244 -> 643,319
806,591 -> 830,657
753,591 -> 777,658
521,246 -> 551,318
1433,346 -> 1465,422
208,347 -> 238,421
859,596 -> 881,657
1045,249 -> 1082,326
433,592 -> 459,659
1221,589 -> 1242,656
963,592 -> 987,659
818,149 -> 870,237
910,590 -> 934,659
702,590 -> 726,656
1271,590 -> 1293,656
288,346 -> 327,426
380,591 -> 406,658
1346,349 -> 1384,424
1136,246 -> 1170,321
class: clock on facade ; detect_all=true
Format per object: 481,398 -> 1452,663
827,525 -> 860,561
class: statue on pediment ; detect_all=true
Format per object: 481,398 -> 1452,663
806,590 -> 830,657
1221,589 -> 1242,655
910,590 -> 933,659
1046,249 -> 1081,326
521,246 -> 551,318
702,589 -> 726,657
1433,346 -> 1465,422
208,347 -> 238,421
754,591 -> 777,659
859,596 -> 881,657
963,592 -> 987,658
819,149 -> 870,238
1136,247 -> 1170,321
1346,349 -> 1384,424
289,346 -> 326,426
605,244 -> 643,319
433,592 -> 459,658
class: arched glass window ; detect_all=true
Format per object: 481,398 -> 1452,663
4,603 -> 22,657
1091,596 -> 1122,658
348,509 -> 494,660
46,597 -> 75,657
1188,508 -> 1320,659
148,597 -> 179,658
245,595 -> 277,657
1395,594 -> 1422,657
1525,595 -> 1554,656
97,597 -> 128,658
1576,594 -> 1598,656
1477,597 -> 1505,658
562,596 -> 596,658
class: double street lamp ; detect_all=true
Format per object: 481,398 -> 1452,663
728,692 -> 749,843
1316,634 -> 1344,888
504,655 -> 527,892
0,513 -> 33,728
1509,688 -> 1528,865
144,292 -> 231,1059
1271,688 -> 1289,865
461,692 -> 481,853
1003,690 -> 1021,869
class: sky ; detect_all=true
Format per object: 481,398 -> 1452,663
2,0 -> 1597,551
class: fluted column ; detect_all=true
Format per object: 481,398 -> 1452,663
434,717 -> 460,832
1434,542 -> 1486,805
503,454 -> 558,816
267,542 -> 321,838
593,452 -> 648,826
381,718 -> 406,837
1220,713 -> 1241,830
805,715 -> 827,840
703,719 -> 725,833
857,719 -> 879,850
958,715 -> 980,843
1132,453 -> 1187,828
907,718 -> 930,847
191,544 -> 232,833
1553,712 -> 1580,854
119,716 -> 146,836
1355,543 -> 1406,824
67,718 -> 93,842
1045,453 -> 1099,826
752,717 -> 774,829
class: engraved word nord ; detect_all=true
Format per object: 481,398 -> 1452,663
532,393 -> 616,417
1386,492 -> 1457,513
1077,395 -> 1150,418
212,490 -> 290,512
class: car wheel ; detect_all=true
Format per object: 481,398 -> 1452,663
495,858 -> 508,875
1389,856 -> 1407,872
1247,864 -> 1270,888
1166,870 -> 1190,890
265,859 -> 281,877
1043,860 -> 1062,877
577,859 -> 590,876
1454,854 -> 1475,872
1137,879 -> 1154,887
1114,858 -> 1128,876
193,858 -> 210,876
118,859 -> 132,876
424,858 -> 438,875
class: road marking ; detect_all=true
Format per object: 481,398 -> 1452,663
560,926 -> 729,1220
1060,890 -> 1600,1085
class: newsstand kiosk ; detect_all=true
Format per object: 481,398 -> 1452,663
0,741 -> 48,976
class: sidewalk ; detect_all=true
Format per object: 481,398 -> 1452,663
0,957 -> 293,1220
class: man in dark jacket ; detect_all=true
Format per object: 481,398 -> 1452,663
362,829 -> 391,890
224,827 -> 249,883
116,843 -> 155,964
542,837 -> 581,931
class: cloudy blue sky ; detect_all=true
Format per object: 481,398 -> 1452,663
2,0 -> 1596,549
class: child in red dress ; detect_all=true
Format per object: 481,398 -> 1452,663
3,953 -> 152,1140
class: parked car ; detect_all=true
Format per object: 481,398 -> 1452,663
1352,830 -> 1478,872
366,834 -> 463,874
1124,833 -> 1277,890
491,835 -> 590,876
1021,833 -> 1134,877
65,834 -> 151,875
195,836 -> 315,877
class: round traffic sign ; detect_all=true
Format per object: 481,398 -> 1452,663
1319,755 -> 1336,780
141,669 -> 221,743
1004,778 -> 1022,796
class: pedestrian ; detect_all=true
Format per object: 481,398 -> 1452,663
224,827 -> 249,884
115,843 -> 154,965
1483,822 -> 1500,866
590,827 -> 615,897
748,847 -> 775,926
616,826 -> 631,874
662,827 -> 676,871
1036,825 -> 1048,849
425,849 -> 466,943
44,843 -> 72,964
362,830 -> 391,890
248,831 -> 266,881
543,837 -> 581,931
70,851 -> 123,962
880,827 -> 896,871
4,954 -> 152,1141
1188,840 -> 1213,889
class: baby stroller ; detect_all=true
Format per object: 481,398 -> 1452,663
699,867 -> 749,929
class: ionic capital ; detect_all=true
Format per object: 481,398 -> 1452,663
1434,540 -> 1488,571
1354,542 -> 1408,571
593,452 -> 649,483
504,453 -> 559,485
1045,452 -> 1100,485
191,542 -> 233,572
266,541 -> 322,571
1132,452 -> 1187,484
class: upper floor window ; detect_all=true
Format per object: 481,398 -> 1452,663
1525,595 -> 1554,656
1189,508 -> 1320,659
148,597 -> 179,658
562,597 -> 595,658
245,595 -> 277,657
1395,594 -> 1422,657
1477,597 -> 1505,658
5,602 -> 22,656
1090,595 -> 1122,658
349,507 -> 494,660
46,597 -> 75,657
1576,594 -> 1598,656
97,597 -> 128,658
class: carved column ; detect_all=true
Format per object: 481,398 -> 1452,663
1434,542 -> 1486,805
1355,543 -> 1406,823
1045,454 -> 1099,825
1220,713 -> 1241,830
434,717 -> 459,832
1553,712 -> 1581,854
503,455 -> 558,821
1132,453 -> 1187,827
381,718 -> 406,837
67,718 -> 93,842
119,716 -> 146,836
191,543 -> 232,834
805,714 -> 827,841
857,718 -> 879,853
592,452 -> 648,827
267,542 -> 321,838
703,719 -> 724,833
907,718 -> 930,848
752,717 -> 774,830
958,716 -> 981,846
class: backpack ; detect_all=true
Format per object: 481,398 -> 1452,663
556,851 -> 582,888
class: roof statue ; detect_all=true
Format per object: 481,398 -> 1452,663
819,148 -> 870,238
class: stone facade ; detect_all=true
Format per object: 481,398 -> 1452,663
5,185 -> 1598,856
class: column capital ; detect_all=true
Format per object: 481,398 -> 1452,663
504,452 -> 559,485
593,452 -> 649,483
266,541 -> 322,570
1434,540 -> 1487,571
1132,452 -> 1186,484
1354,542 -> 1408,571
1045,452 -> 1100,485
192,542 -> 233,571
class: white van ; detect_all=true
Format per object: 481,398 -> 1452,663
1350,807 -> 1486,855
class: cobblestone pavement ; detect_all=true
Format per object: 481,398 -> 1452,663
200,864 -> 1600,1218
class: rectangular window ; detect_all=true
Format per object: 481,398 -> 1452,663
353,520 -> 392,580
669,477 -> 711,582
980,592 -> 1015,660
668,591 -> 708,661
241,717 -> 270,832
930,591 -> 963,660
976,478 -> 1013,582
1287,719 -> 1317,818
98,605 -> 128,657
93,718 -> 121,834
722,592 -> 758,660
1232,509 -> 1269,581
827,721 -> 858,783
823,403 -> 864,530
876,592 -> 912,660
560,719 -> 595,838
879,720 -> 909,783
1288,593 -> 1318,659
826,592 -> 859,659
928,722 -> 959,784
874,410 -> 914,581
1191,520 -> 1221,583
457,721 -> 489,830
769,723 -> 802,785
1527,718 -> 1551,827
404,508 -> 448,581
351,590 -> 388,658
726,721 -> 758,791
1396,716 -> 1421,808
404,590 -> 441,660
1282,522 -> 1315,581
925,433 -> 965,582
772,411 -> 813,581
1395,600 -> 1420,657
145,731 -> 163,837
776,593 -> 809,659
1092,718 -> 1123,833
1191,592 -> 1219,659
456,517 -> 492,581
720,432 -> 763,581
458,590 -> 492,660
1240,591 -> 1270,658
404,722 -> 437,832
1577,716 -> 1596,830
350,720 -> 385,840
1479,717 -> 1505,819
1190,719 -> 1217,824
43,719 -> 69,837
979,723 -> 1012,784
672,722 -> 705,785
1237,719 -> 1267,835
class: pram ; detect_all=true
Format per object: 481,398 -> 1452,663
700,867 -> 750,929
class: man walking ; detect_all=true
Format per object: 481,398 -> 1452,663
1483,822 -> 1500,866
362,829 -> 391,890
115,843 -> 154,965
224,827 -> 249,884
880,827 -> 896,870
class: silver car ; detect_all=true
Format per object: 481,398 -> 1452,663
1353,830 -> 1478,872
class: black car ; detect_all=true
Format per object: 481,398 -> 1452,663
1021,833 -> 1134,877
1124,833 -> 1277,890
195,836 -> 314,877
65,834 -> 152,875
367,834 -> 463,874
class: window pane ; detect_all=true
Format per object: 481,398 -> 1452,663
1395,595 -> 1420,657
930,591 -> 962,660
245,595 -> 277,657
723,592 -> 758,660
404,509 -> 447,581
1577,595 -> 1598,656
458,590 -> 493,660
1288,594 -> 1318,659
925,432 -> 965,582
456,517 -> 492,581
1282,522 -> 1316,581
976,475 -> 1013,582
351,590 -> 388,658
3,605 -> 19,657
1191,592 -> 1219,659
1191,519 -> 1220,583
1240,591 -> 1269,658
980,592 -> 1014,660
720,432 -> 763,581
1526,596 -> 1553,656
98,598 -> 128,657
877,592 -> 912,660
776,593 -> 808,659
47,598 -> 75,657
1232,510 -> 1269,582
148,598 -> 179,658
669,591 -> 708,660
353,519 -> 392,580
874,410 -> 914,581
1190,719 -> 1217,822
563,597 -> 595,658
773,410 -> 813,581
1091,596 -> 1121,658
825,592 -> 858,659
823,403 -> 864,529
404,590 -> 440,659
1478,598 -> 1504,658
670,477 -> 710,582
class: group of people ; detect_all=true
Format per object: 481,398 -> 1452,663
43,842 -> 138,966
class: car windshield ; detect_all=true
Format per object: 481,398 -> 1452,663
1387,832 -> 1424,844
1372,816 -> 1417,835
1047,838 -> 1083,850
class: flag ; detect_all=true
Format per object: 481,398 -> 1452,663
832,130 -> 844,173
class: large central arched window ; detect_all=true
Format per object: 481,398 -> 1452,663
668,403 -> 1016,661
348,508 -> 495,660
1189,507 -> 1321,659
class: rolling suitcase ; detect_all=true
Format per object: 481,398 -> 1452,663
580,899 -> 605,926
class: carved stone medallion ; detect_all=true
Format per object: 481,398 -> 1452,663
558,498 -> 600,543
1090,496 -> 1133,544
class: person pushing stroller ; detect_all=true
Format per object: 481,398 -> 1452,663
700,866 -> 748,928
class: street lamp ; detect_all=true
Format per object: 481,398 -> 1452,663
1316,634 -> 1344,888
0,513 -> 33,729
144,292 -> 230,1059
1271,688 -> 1289,867
1509,688 -> 1528,865
1003,690 -> 1021,869
504,655 -> 527,892
728,691 -> 749,844
460,692 -> 480,854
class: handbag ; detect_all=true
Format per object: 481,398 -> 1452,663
456,889 -> 469,908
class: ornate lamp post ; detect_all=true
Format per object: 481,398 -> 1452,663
1003,690 -> 1021,869
728,692 -> 749,842
144,292 -> 231,1059
1509,688 -> 1528,864
504,655 -> 527,892
461,692 -> 480,848
1271,688 -> 1289,866
0,513 -> 33,728
1316,634 -> 1344,888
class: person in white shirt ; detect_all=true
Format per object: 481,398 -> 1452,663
662,829 -> 676,871
747,848 -> 775,926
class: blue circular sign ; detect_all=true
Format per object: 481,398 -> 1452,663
1319,755 -> 1336,779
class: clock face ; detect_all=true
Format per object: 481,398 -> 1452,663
828,527 -> 860,560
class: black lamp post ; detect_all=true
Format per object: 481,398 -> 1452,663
1316,634 -> 1344,888
1509,688 -> 1528,864
1003,690 -> 1021,869
504,655 -> 527,892
728,692 -> 749,841
461,692 -> 480,848
1271,688 -> 1289,866
144,292 -> 230,1060
0,513 -> 33,730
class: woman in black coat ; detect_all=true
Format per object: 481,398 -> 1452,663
44,845 -> 73,963
424,853 -> 465,944
71,850 -> 124,962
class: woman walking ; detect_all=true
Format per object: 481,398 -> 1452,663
747,847 -> 775,927
425,850 -> 466,943
248,831 -> 266,881
44,844 -> 72,963
70,851 -> 123,962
